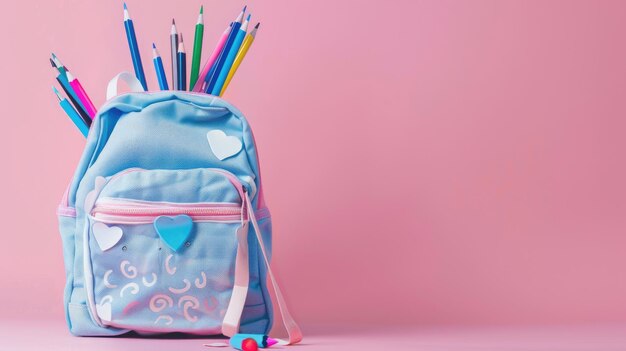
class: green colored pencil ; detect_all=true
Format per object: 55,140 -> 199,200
189,5 -> 204,90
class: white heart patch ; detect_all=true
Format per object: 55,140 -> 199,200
92,222 -> 123,251
207,130 -> 242,161
96,301 -> 112,322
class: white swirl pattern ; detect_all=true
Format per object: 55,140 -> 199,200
142,273 -> 158,287
165,254 -> 177,275
103,270 -> 118,288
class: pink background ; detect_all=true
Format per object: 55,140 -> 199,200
2,0 -> 626,333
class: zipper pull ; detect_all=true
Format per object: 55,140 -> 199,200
240,185 -> 248,223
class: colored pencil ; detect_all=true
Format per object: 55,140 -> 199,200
53,86 -> 89,137
55,69 -> 91,126
170,19 -> 179,90
51,6 -> 260,99
204,6 -> 246,93
192,24 -> 232,92
152,43 -> 169,90
220,22 -> 259,96
123,3 -> 147,90
51,62 -> 91,125
177,33 -> 187,91
66,71 -> 97,118
189,5 -> 204,90
212,14 -> 250,95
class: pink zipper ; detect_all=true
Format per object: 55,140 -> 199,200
95,198 -> 240,208
92,199 -> 243,224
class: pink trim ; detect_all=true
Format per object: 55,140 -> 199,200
101,167 -> 143,185
104,168 -> 245,202
57,205 -> 77,217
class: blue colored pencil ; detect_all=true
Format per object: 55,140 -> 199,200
123,3 -> 147,90
152,44 -> 169,90
211,14 -> 250,95
53,86 -> 89,137
177,33 -> 187,90
204,6 -> 246,93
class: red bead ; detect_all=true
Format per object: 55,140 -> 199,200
241,338 -> 259,351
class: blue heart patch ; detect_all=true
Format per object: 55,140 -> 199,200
153,215 -> 193,251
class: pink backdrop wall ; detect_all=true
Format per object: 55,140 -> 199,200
2,0 -> 626,327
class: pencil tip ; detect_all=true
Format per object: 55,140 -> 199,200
123,3 -> 130,20
51,52 -> 57,59
200,5 -> 203,14
255,22 -> 260,29
246,14 -> 251,21
52,86 -> 62,100
242,5 -> 247,12
179,33 -> 183,42
152,43 -> 156,48
172,18 -> 176,25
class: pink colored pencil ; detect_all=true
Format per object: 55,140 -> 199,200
192,24 -> 232,92
66,71 -> 97,118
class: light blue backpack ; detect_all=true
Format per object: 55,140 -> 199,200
56,73 -> 302,343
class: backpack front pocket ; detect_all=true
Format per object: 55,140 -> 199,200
83,168 -> 248,334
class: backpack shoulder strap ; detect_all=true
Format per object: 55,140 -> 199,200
222,191 -> 303,345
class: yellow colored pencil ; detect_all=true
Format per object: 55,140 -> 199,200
220,22 -> 260,96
